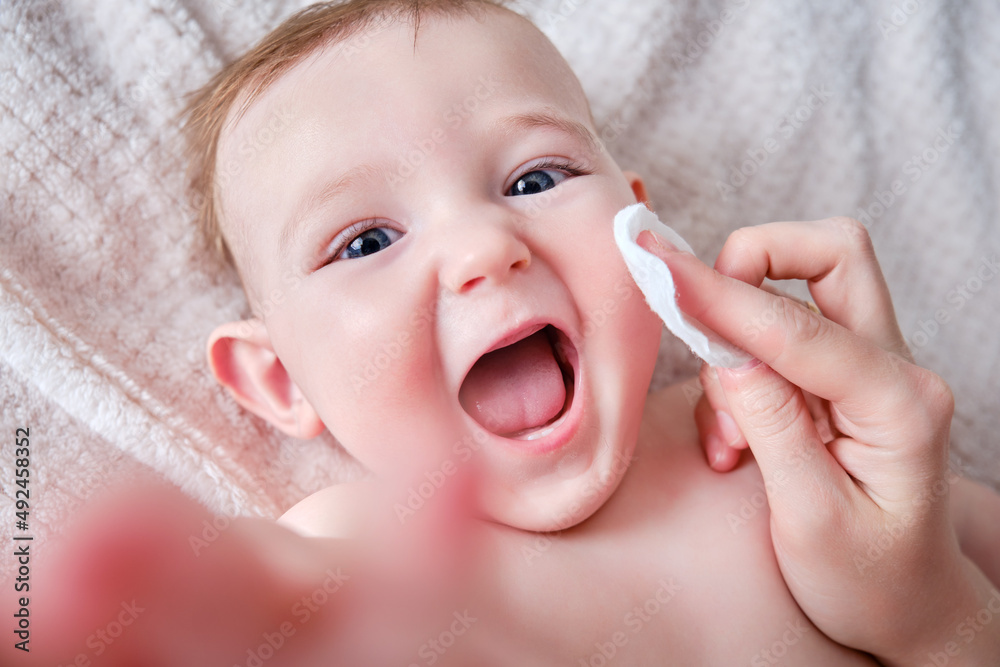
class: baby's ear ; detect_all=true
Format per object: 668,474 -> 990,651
206,320 -> 325,439
623,170 -> 649,206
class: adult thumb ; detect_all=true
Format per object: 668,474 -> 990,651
716,359 -> 848,524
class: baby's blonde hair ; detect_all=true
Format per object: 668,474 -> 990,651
182,0 -> 512,268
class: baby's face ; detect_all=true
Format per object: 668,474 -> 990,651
217,8 -> 662,531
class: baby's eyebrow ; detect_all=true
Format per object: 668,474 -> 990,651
279,110 -> 597,259
280,162 -> 391,259
490,110 -> 598,153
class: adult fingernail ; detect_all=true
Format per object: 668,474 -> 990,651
717,358 -> 762,384
716,410 -> 742,447
654,233 -> 678,253
638,230 -> 678,254
732,357 -> 762,372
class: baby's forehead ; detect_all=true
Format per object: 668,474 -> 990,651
216,6 -> 593,288
219,6 -> 590,155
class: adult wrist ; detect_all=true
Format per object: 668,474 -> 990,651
877,558 -> 1000,666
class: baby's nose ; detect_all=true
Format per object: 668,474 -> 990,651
437,218 -> 531,294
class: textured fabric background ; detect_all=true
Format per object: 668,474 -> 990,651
2,0 -> 998,579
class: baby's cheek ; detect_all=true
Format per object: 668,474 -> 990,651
314,327 -> 445,472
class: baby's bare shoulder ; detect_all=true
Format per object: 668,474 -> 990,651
278,479 -> 372,538
642,378 -> 703,439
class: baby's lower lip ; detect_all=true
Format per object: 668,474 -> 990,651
508,421 -> 561,440
499,392 -> 581,455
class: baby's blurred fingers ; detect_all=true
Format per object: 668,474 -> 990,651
368,458 -> 484,591
26,480 -> 354,667
714,218 -> 910,359
25,473 -> 488,667
337,460 -> 488,661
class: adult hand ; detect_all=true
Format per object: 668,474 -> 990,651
639,217 -> 1000,664
695,283 -> 848,472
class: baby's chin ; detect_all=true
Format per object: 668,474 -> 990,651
479,452 -> 634,532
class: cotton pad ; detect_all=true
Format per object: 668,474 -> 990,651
613,203 -> 753,369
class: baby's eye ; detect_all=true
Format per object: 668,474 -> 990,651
508,168 -> 570,196
339,226 -> 403,261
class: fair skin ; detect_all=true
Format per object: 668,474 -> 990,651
15,6 -> 999,666
215,6 -> 1000,663
208,7 -> 662,534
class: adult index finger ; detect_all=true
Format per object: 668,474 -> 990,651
637,232 -> 926,447
713,218 -> 909,360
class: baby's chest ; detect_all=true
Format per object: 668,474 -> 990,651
491,483 -> 877,665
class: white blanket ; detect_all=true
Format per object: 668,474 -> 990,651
2,0 -> 998,578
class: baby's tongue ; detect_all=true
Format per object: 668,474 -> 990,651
459,329 -> 566,437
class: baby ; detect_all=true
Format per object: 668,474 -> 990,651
21,1 -> 1000,665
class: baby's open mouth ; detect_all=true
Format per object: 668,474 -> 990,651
459,325 -> 576,440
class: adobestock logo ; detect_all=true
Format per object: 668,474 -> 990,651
408,610 -> 478,667
716,84 -> 834,202
54,600 -> 146,667
215,106 -> 296,190
750,619 -> 810,666
577,578 -> 682,667
904,252 -> 998,356
853,124 -> 962,232
670,0 -> 753,75
920,588 -> 1000,667
386,74 -> 502,191
877,0 -> 922,39
521,449 -> 637,565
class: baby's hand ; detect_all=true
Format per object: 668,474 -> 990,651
7,467 -> 485,666
639,218 -> 1000,665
